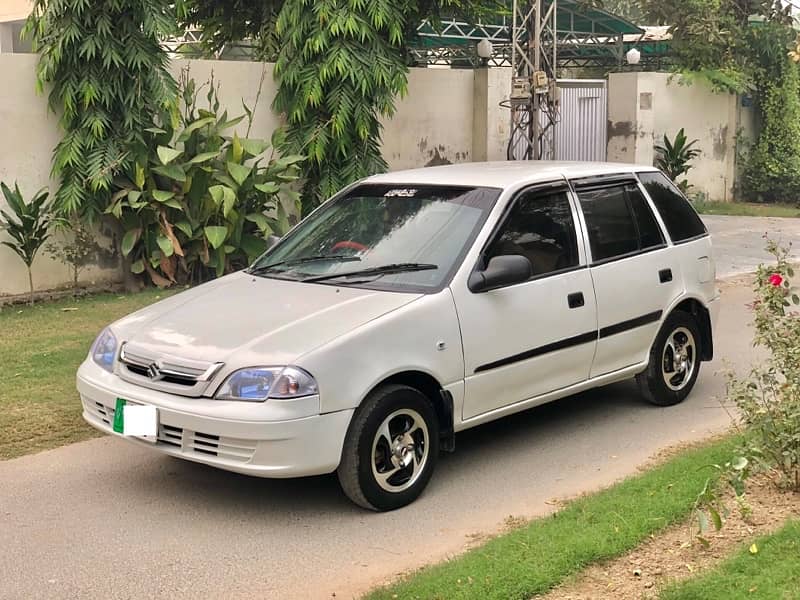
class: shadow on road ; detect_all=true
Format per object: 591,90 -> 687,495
126,379 -> 655,515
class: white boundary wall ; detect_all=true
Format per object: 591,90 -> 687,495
607,72 -> 756,201
1,56 -> 511,296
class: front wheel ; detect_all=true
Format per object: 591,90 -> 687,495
637,310 -> 701,406
337,385 -> 439,511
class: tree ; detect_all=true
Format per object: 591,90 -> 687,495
24,0 -> 183,216
639,0 -> 792,92
184,0 -> 501,213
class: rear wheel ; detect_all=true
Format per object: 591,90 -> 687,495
637,310 -> 701,406
337,384 -> 439,511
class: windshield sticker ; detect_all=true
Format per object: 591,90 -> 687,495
384,188 -> 418,197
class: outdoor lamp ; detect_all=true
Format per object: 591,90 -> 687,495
477,39 -> 493,59
626,48 -> 641,66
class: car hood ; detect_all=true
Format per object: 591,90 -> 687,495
112,271 -> 421,365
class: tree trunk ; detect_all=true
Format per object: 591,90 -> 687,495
73,264 -> 79,296
27,266 -> 34,306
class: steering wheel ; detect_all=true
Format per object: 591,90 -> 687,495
331,240 -> 367,253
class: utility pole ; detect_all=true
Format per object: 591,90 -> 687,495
507,0 -> 558,160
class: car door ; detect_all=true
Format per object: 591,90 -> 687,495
571,176 -> 683,378
454,182 -> 598,421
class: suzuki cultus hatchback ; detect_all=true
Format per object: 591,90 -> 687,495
79,162 -> 719,510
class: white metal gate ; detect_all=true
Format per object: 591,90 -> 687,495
522,79 -> 607,162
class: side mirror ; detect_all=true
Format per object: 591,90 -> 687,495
266,234 -> 281,250
468,255 -> 533,293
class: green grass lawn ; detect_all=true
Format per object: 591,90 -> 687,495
692,200 -> 800,218
660,520 -> 800,599
0,289 -> 176,460
365,437 -> 738,600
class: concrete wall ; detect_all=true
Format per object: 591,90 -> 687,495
607,72 -> 755,201
0,56 -> 497,296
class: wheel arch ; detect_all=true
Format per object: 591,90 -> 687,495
369,370 -> 455,452
667,297 -> 713,361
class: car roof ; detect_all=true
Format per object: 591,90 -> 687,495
364,161 -> 659,189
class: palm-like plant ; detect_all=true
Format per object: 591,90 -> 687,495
655,128 -> 702,193
0,182 -> 54,305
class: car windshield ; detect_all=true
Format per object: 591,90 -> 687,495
251,184 -> 500,292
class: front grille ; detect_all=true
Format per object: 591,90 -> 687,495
85,400 -> 256,464
117,342 -> 223,397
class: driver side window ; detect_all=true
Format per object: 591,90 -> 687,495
486,188 -> 580,278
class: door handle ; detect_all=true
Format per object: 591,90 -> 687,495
659,268 -> 673,283
567,292 -> 585,309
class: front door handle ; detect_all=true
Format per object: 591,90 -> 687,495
567,292 -> 585,309
659,268 -> 673,283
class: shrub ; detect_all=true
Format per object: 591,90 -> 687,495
45,218 -> 98,293
742,58 -> 800,203
727,240 -> 800,490
0,182 -> 55,305
108,76 -> 304,286
654,128 -> 701,194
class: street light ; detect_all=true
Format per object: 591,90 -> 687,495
626,47 -> 641,66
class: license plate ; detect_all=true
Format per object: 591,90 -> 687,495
113,398 -> 158,443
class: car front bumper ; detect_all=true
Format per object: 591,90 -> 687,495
77,360 -> 353,478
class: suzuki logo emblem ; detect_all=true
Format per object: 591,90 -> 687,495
146,362 -> 164,381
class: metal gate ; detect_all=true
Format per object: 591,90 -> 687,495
517,79 -> 607,161
552,79 -> 607,161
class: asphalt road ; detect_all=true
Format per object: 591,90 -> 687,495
0,276 -> 759,600
703,214 -> 800,278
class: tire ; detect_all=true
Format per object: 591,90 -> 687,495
337,384 -> 439,511
636,310 -> 702,406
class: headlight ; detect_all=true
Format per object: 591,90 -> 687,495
214,366 -> 318,402
91,328 -> 118,373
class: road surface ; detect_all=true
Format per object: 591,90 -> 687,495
0,277 -> 760,600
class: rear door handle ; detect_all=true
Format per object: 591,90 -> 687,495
567,292 -> 585,309
659,268 -> 673,283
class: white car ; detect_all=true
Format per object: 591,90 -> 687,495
78,161 -> 719,511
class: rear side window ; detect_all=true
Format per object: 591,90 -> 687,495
638,171 -> 707,242
576,183 -> 665,263
486,188 -> 579,277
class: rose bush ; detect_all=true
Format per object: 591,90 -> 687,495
728,239 -> 800,490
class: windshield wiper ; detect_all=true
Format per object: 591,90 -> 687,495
249,255 -> 361,275
302,263 -> 438,283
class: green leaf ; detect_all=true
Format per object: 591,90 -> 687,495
157,235 -> 174,257
204,225 -> 228,249
241,138 -> 269,156
134,164 -> 146,190
209,185 -> 224,205
240,233 -> 267,259
121,228 -> 142,256
245,213 -> 272,234
152,164 -> 187,182
227,162 -> 252,186
152,190 -> 175,203
187,151 -> 220,164
254,182 -> 280,194
174,220 -> 193,237
179,116 -> 216,138
130,259 -> 145,274
232,132 -> 244,164
157,146 -> 182,165
162,199 -> 182,209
